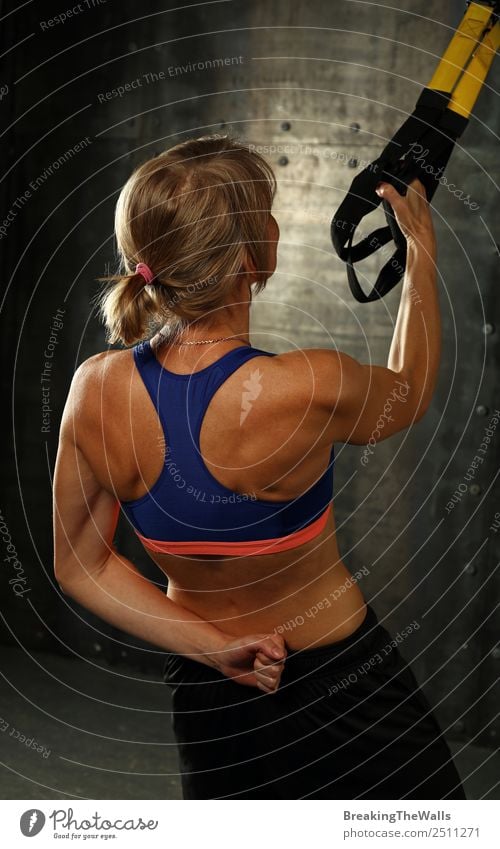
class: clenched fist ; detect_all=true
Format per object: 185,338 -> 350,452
216,633 -> 288,693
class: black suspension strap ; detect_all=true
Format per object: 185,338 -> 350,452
330,1 -> 499,303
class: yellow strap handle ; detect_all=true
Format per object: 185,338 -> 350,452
428,2 -> 494,93
449,19 -> 500,117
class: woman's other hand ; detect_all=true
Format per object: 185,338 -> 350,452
216,633 -> 287,693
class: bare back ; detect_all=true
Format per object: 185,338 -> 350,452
76,337 -> 368,650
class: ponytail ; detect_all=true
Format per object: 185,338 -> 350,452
95,271 -> 163,347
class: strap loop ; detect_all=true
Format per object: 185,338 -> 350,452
331,88 -> 469,302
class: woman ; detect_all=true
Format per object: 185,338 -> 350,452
53,135 -> 465,800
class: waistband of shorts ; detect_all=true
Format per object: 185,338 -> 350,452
280,604 -> 386,680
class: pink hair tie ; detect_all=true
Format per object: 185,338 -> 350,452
135,262 -> 154,284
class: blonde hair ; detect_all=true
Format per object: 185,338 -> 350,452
96,134 -> 277,346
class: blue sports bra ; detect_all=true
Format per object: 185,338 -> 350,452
120,340 -> 334,556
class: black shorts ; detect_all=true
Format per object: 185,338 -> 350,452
162,604 -> 466,800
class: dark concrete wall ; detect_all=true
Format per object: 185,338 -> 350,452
1,0 -> 498,746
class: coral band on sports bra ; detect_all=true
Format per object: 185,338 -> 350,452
120,340 -> 335,556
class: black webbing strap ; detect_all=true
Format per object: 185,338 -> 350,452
331,88 -> 469,302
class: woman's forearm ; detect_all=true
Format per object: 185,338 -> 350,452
387,241 -> 441,410
57,548 -> 228,670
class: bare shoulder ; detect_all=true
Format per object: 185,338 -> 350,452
273,346 -> 420,445
272,347 -> 354,408
73,347 -> 131,379
63,348 -> 133,424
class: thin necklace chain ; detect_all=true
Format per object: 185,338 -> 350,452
172,335 -> 249,346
